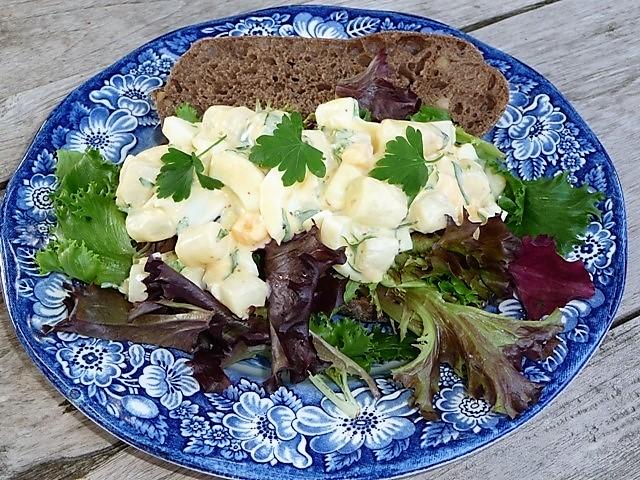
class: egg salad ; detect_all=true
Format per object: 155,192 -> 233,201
115,97 -> 505,318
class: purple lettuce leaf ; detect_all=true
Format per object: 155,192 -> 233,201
336,50 -> 421,121
264,226 -> 347,384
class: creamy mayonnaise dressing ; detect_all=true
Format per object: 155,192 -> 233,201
115,97 -> 504,317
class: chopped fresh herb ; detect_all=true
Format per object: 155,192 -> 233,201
281,209 -> 293,242
175,102 -> 200,123
410,104 -> 451,122
138,177 -> 154,188
216,228 -> 229,240
156,139 -> 226,202
249,112 -> 326,186
358,107 -> 372,121
225,249 -> 239,280
370,126 -> 433,198
452,162 -> 470,204
292,209 -> 320,224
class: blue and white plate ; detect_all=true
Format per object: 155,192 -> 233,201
0,6 -> 627,479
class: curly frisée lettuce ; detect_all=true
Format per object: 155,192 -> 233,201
36,149 -> 135,285
378,282 -> 564,418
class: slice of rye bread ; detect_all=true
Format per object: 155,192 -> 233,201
154,32 -> 509,135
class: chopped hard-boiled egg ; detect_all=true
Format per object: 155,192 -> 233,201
162,117 -> 199,151
175,222 -> 233,267
209,150 -> 264,211
343,177 -> 408,229
116,146 -> 168,210
118,98 -> 504,316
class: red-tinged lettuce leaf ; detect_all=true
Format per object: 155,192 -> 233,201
335,50 -> 421,121
143,254 -> 238,321
44,284 -> 213,352
379,284 -> 564,418
400,214 -> 521,302
46,281 -> 270,393
508,236 -> 596,319
264,226 -> 347,384
189,321 -> 232,392
189,313 -> 270,392
311,273 -> 347,316
137,236 -> 178,255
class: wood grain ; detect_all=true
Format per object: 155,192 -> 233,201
0,304 -> 120,477
0,0 -> 638,479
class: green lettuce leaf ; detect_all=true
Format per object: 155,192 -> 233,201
54,149 -> 119,195
36,149 -> 135,285
310,314 -> 417,371
456,126 -> 604,254
500,173 -> 604,254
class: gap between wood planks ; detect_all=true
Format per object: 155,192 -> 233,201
9,444 -> 128,480
459,0 -> 563,31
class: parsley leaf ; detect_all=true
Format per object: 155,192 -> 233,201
410,104 -> 451,122
456,127 -> 603,253
175,102 -> 201,123
156,145 -> 224,202
370,126 -> 433,198
502,172 -> 603,254
310,314 -> 418,371
196,172 -> 224,190
249,112 -> 326,186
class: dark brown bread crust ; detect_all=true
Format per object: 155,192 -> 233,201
154,32 -> 508,135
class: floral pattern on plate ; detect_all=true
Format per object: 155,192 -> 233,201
0,6 -> 626,480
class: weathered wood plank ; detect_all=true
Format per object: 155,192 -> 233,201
79,315 -> 640,480
0,0 -> 546,186
1,0 -> 639,479
470,0 -> 640,321
0,306 -> 120,478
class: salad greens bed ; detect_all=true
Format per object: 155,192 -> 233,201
35,57 -> 603,419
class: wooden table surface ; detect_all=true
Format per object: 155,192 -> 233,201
1,1 -> 638,479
